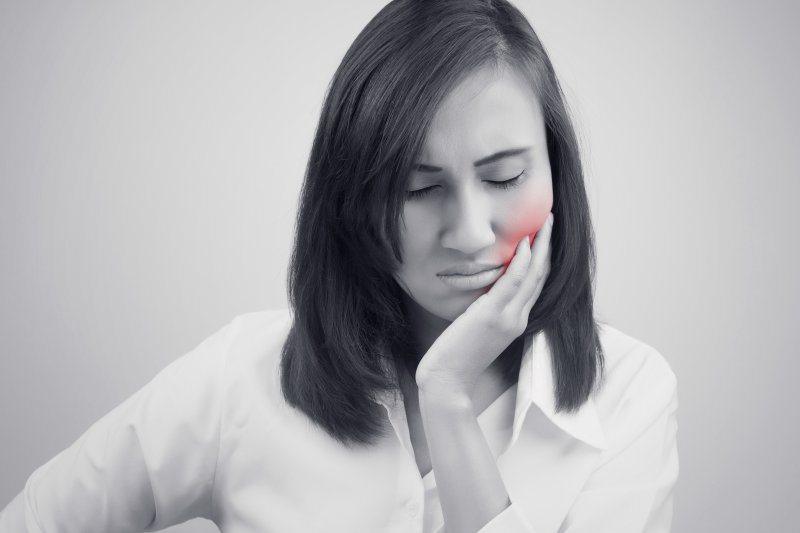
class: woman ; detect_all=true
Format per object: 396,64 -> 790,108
0,1 -> 678,532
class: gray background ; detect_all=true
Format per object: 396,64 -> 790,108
1,1 -> 797,532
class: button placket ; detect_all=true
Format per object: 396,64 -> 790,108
376,381 -> 427,528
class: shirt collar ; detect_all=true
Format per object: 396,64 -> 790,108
513,329 -> 607,451
371,329 -> 607,452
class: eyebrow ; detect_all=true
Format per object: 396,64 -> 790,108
413,146 -> 531,173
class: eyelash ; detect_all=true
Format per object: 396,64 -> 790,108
406,170 -> 526,200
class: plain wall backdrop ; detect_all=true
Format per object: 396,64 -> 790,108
1,1 -> 798,532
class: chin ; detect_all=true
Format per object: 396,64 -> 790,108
398,281 -> 482,323
424,293 -> 480,322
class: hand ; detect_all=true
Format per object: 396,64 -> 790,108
415,212 -> 554,398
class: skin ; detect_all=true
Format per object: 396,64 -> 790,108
394,62 -> 553,351
392,63 -> 555,532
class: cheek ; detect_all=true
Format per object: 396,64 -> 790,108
496,180 -> 554,266
396,207 -> 436,278
399,206 -> 434,255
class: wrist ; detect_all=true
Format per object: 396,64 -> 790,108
417,382 -> 473,412
415,366 -> 477,399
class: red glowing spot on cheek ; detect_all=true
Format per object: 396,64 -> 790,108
496,189 -> 553,268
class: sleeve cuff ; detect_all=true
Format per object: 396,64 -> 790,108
477,501 -> 537,533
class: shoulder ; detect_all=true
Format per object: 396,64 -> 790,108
596,322 -> 677,393
592,322 -> 678,428
225,307 -> 293,373
138,309 -> 292,404
222,308 -> 294,404
228,308 -> 293,348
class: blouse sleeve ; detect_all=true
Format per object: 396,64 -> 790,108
0,316 -> 239,533
557,349 -> 680,533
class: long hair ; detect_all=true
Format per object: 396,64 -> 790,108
280,0 -> 605,447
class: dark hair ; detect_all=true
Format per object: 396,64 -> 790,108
280,0 -> 605,447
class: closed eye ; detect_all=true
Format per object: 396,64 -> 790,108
486,170 -> 525,190
406,170 -> 526,200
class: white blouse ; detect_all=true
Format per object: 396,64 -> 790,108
0,308 -> 679,533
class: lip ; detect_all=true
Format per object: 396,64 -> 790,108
437,262 -> 503,276
437,265 -> 504,291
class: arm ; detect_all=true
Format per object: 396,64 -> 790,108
411,219 -> 554,533
418,385 -> 535,533
0,317 -> 238,533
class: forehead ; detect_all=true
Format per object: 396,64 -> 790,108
419,64 -> 545,163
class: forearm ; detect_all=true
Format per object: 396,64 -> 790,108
418,387 -> 511,533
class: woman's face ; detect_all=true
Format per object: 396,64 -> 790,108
393,64 -> 554,323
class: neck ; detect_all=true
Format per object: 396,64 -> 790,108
400,292 -> 452,362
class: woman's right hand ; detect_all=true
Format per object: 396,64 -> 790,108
415,212 -> 554,399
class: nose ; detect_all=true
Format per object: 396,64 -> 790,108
440,184 -> 495,255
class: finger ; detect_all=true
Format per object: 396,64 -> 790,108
509,213 -> 554,312
485,234 -> 532,307
521,239 -> 552,317
529,213 -> 553,277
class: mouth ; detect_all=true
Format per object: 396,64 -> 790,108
436,262 -> 503,276
436,265 -> 505,291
